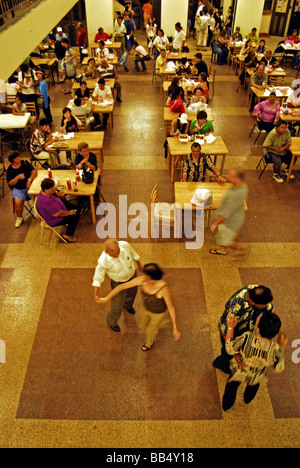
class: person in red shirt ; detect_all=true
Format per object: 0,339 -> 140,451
142,1 -> 153,29
77,22 -> 88,63
94,27 -> 112,43
287,29 -> 299,44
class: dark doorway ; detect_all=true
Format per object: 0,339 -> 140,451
269,0 -> 292,36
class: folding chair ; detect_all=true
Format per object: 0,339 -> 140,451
34,198 -> 67,244
249,120 -> 267,145
256,153 -> 272,179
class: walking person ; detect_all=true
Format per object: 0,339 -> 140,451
97,263 -> 180,351
222,311 -> 287,411
93,239 -> 142,332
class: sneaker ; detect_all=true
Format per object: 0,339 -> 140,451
282,169 -> 295,179
15,217 -> 23,228
272,173 -> 284,183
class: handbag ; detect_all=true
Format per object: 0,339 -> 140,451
82,165 -> 94,184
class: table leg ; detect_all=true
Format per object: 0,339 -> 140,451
220,155 -> 226,174
90,194 -> 96,224
286,153 -> 296,183
171,153 -> 175,183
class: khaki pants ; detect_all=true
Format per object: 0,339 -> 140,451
140,306 -> 171,346
107,273 -> 138,327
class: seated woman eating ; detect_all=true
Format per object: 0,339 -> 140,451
190,87 -> 207,105
36,178 -> 80,243
60,107 -> 82,133
189,110 -> 214,136
195,72 -> 209,102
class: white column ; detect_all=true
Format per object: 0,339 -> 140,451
161,0 -> 189,37
233,0 -> 265,39
85,0 -> 114,47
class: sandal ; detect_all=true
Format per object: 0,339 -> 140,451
62,89 -> 71,94
62,236 -> 77,243
141,344 -> 151,352
209,248 -> 227,256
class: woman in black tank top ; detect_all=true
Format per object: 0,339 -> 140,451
97,263 -> 180,351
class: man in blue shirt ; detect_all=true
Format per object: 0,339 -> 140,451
124,12 -> 135,50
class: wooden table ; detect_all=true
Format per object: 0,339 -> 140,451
28,169 -> 100,224
289,137 -> 300,183
46,131 -> 104,169
164,107 -> 214,139
235,53 -> 264,75
167,135 -> 228,183
81,56 -> 118,68
280,107 -> 300,124
90,42 -> 122,57
0,113 -> 31,158
249,86 -> 293,111
246,67 -> 286,83
174,181 -> 242,236
72,78 -> 115,93
31,56 -> 58,83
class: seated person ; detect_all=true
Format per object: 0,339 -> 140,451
260,50 -> 279,68
191,52 -> 208,76
71,98 -> 95,127
6,151 -> 37,228
175,57 -> 191,76
96,40 -> 109,58
263,120 -> 294,184
195,72 -> 209,101
12,95 -> 27,115
286,29 -> 299,45
244,49 -> 258,69
36,178 -> 80,243
30,118 -> 56,165
168,86 -> 186,114
96,59 -> 122,102
94,27 -> 112,43
60,107 -> 82,133
81,58 -> 97,79
250,64 -> 267,90
166,77 -> 181,106
253,92 -> 280,133
190,87 -> 207,105
231,26 -> 242,42
286,79 -> 300,108
92,78 -> 113,130
256,39 -> 266,54
74,82 -> 90,101
155,49 -> 167,72
214,29 -> 229,66
182,142 -> 225,182
189,110 -> 214,136
169,113 -> 189,137
246,28 -> 258,43
75,141 -> 98,172
240,39 -> 252,56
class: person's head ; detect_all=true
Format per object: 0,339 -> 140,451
100,58 -> 108,68
194,87 -> 204,98
199,72 -> 208,83
8,151 -> 21,165
248,49 -> 256,58
36,70 -> 45,81
291,29 -> 298,37
197,110 -> 208,124
160,49 -> 167,58
268,92 -> 277,104
39,118 -> 51,133
174,86 -> 184,98
87,58 -> 95,67
78,141 -> 89,158
245,39 -> 252,48
257,312 -> 281,340
180,57 -> 188,66
257,64 -> 265,77
157,28 -> 164,37
265,49 -> 272,60
235,26 -> 241,33
56,27 -> 63,36
99,40 -> 105,49
80,82 -> 87,93
117,17 -> 123,25
227,167 -> 245,185
251,27 -> 257,35
132,40 -> 139,49
194,52 -> 203,63
104,238 -> 120,258
143,263 -> 164,281
61,38 -> 69,48
170,77 -> 180,88
98,27 -> 104,35
41,177 -> 56,194
248,286 -> 273,308
220,29 -> 227,38
259,39 -> 265,48
175,22 -> 182,32
276,120 -> 288,135
191,142 -> 201,159
74,97 -> 82,107
20,63 -> 29,74
15,95 -> 23,106
97,77 -> 105,90
62,107 -> 71,119
178,113 -> 188,125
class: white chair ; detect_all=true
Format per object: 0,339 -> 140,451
150,184 -> 175,236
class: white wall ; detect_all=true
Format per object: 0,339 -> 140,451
0,0 -> 78,82
161,0 -> 189,37
85,0 -> 114,46
234,0 -> 265,39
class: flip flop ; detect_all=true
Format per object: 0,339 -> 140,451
62,236 -> 77,243
209,249 -> 227,256
141,344 -> 151,352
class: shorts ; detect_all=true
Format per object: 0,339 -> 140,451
217,224 -> 237,247
12,187 -> 30,201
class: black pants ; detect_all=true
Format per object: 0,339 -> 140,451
52,200 -> 80,236
213,331 -> 232,374
43,105 -> 53,124
222,380 -> 260,411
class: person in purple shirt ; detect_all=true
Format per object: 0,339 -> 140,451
252,92 -> 280,133
36,178 -> 80,243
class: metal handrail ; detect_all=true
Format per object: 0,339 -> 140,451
0,0 -> 40,24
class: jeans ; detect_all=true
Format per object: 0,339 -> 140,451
214,45 -> 228,65
267,150 -> 293,170
222,380 -> 260,411
134,56 -> 147,71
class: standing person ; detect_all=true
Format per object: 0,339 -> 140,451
61,38 -> 77,94
97,263 -> 180,351
17,63 -> 39,116
173,23 -> 186,52
222,312 -> 287,411
213,284 -> 274,374
197,8 -> 209,51
263,120 -> 294,183
93,239 -> 143,332
142,0 -> 153,29
77,22 -> 88,63
49,34 -> 66,84
132,40 -> 150,72
210,168 -> 248,256
124,13 -> 135,51
153,29 -> 169,56
114,17 -> 127,53
36,70 -> 53,124
146,17 -> 157,56
6,152 -> 37,228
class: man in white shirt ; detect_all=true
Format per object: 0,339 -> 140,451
114,17 -> 127,53
93,239 -> 143,332
173,23 -> 186,52
132,41 -> 149,72
92,78 -> 113,129
286,80 -> 300,108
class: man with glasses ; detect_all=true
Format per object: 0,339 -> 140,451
93,239 -> 143,332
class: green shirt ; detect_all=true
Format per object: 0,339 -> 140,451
216,183 -> 248,232
263,128 -> 292,156
190,119 -> 214,135
246,33 -> 258,43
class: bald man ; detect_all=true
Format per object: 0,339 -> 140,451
93,239 -> 142,332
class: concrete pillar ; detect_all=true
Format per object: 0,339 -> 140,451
85,0 -> 114,47
161,0 -> 189,37
233,0 -> 265,39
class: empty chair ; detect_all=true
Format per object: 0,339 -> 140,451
150,184 -> 175,237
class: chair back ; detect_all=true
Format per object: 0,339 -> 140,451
150,184 -> 159,204
25,102 -> 37,116
76,114 -> 89,131
269,75 -> 285,86
6,94 -> 16,104
34,197 -> 67,243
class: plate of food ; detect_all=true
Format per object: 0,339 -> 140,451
178,134 -> 189,142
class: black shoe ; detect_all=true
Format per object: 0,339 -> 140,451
110,324 -> 121,332
125,307 -> 135,315
117,97 -> 122,102
212,357 -> 230,374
